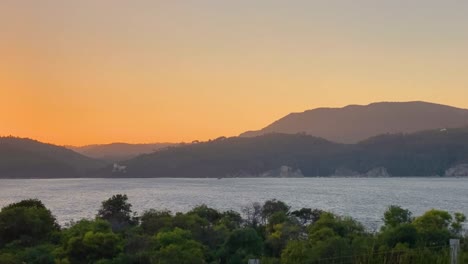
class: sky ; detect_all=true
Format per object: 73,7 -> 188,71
1,0 -> 468,146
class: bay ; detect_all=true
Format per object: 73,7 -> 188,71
1,177 -> 467,230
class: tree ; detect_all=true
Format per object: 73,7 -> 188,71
308,213 -> 366,239
452,212 -> 467,235
382,205 -> 412,229
379,223 -> 418,248
97,194 -> 135,231
223,228 -> 263,264
18,244 -> 59,264
188,205 -> 222,224
413,209 -> 452,246
267,212 -> 290,231
140,209 -> 173,235
291,208 -> 324,226
281,240 -> 316,264
0,199 -> 59,246
411,210 -> 466,246
219,210 -> 243,230
242,202 -> 263,228
172,213 -> 209,243
265,221 -> 301,258
119,229 -> 152,262
262,200 -> 290,223
151,228 -> 205,264
59,219 -> 122,263
304,213 -> 369,261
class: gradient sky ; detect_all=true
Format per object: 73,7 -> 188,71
1,0 -> 468,146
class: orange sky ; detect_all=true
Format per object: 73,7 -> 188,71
1,1 -> 468,146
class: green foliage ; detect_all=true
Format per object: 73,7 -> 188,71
218,210 -> 243,230
265,221 -> 301,258
151,228 -> 205,264
2,199 -> 48,210
379,223 -> 418,248
413,210 -> 451,245
412,209 -> 465,246
140,209 -> 173,235
452,212 -> 467,235
308,213 -> 366,240
223,228 -> 263,263
242,202 -> 263,228
189,204 -> 223,223
298,213 -> 371,262
97,194 -> 135,231
0,199 -> 59,247
262,199 -> 290,222
0,253 -> 19,264
120,229 -> 152,261
382,205 -> 413,228
0,196 -> 466,264
58,219 -> 122,263
16,244 -> 57,264
281,240 -> 316,264
291,208 -> 324,226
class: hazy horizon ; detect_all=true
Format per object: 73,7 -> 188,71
2,1 -> 468,145
2,100 -> 468,146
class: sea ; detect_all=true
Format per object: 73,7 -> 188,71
1,177 -> 467,230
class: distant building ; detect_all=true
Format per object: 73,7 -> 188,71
112,163 -> 127,173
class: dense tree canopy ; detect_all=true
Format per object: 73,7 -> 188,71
97,194 -> 136,231
0,197 -> 466,264
382,205 -> 413,228
0,199 -> 59,247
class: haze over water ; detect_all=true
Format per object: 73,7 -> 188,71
1,177 -> 467,229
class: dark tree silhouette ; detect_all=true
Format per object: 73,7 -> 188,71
97,194 -> 135,231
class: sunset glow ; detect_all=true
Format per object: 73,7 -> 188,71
2,1 -> 468,145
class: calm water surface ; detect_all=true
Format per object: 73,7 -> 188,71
1,178 -> 467,229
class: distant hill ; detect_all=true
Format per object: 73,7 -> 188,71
101,134 -> 341,178
0,137 -> 106,178
240,101 -> 468,143
103,127 -> 468,178
68,143 -> 176,162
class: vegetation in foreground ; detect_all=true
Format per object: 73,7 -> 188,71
0,195 -> 466,264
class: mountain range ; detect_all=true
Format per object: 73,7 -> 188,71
3,101 -> 468,178
240,101 -> 468,143
68,143 -> 176,162
0,137 -> 105,178
106,127 -> 468,178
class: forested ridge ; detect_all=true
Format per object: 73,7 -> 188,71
0,195 -> 466,263
0,137 -> 105,178
113,127 -> 468,178
3,127 -> 468,178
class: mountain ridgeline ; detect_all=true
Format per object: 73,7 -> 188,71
109,127 -> 468,178
69,143 -> 176,162
240,101 -> 468,143
3,101 -> 468,178
0,137 -> 105,178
